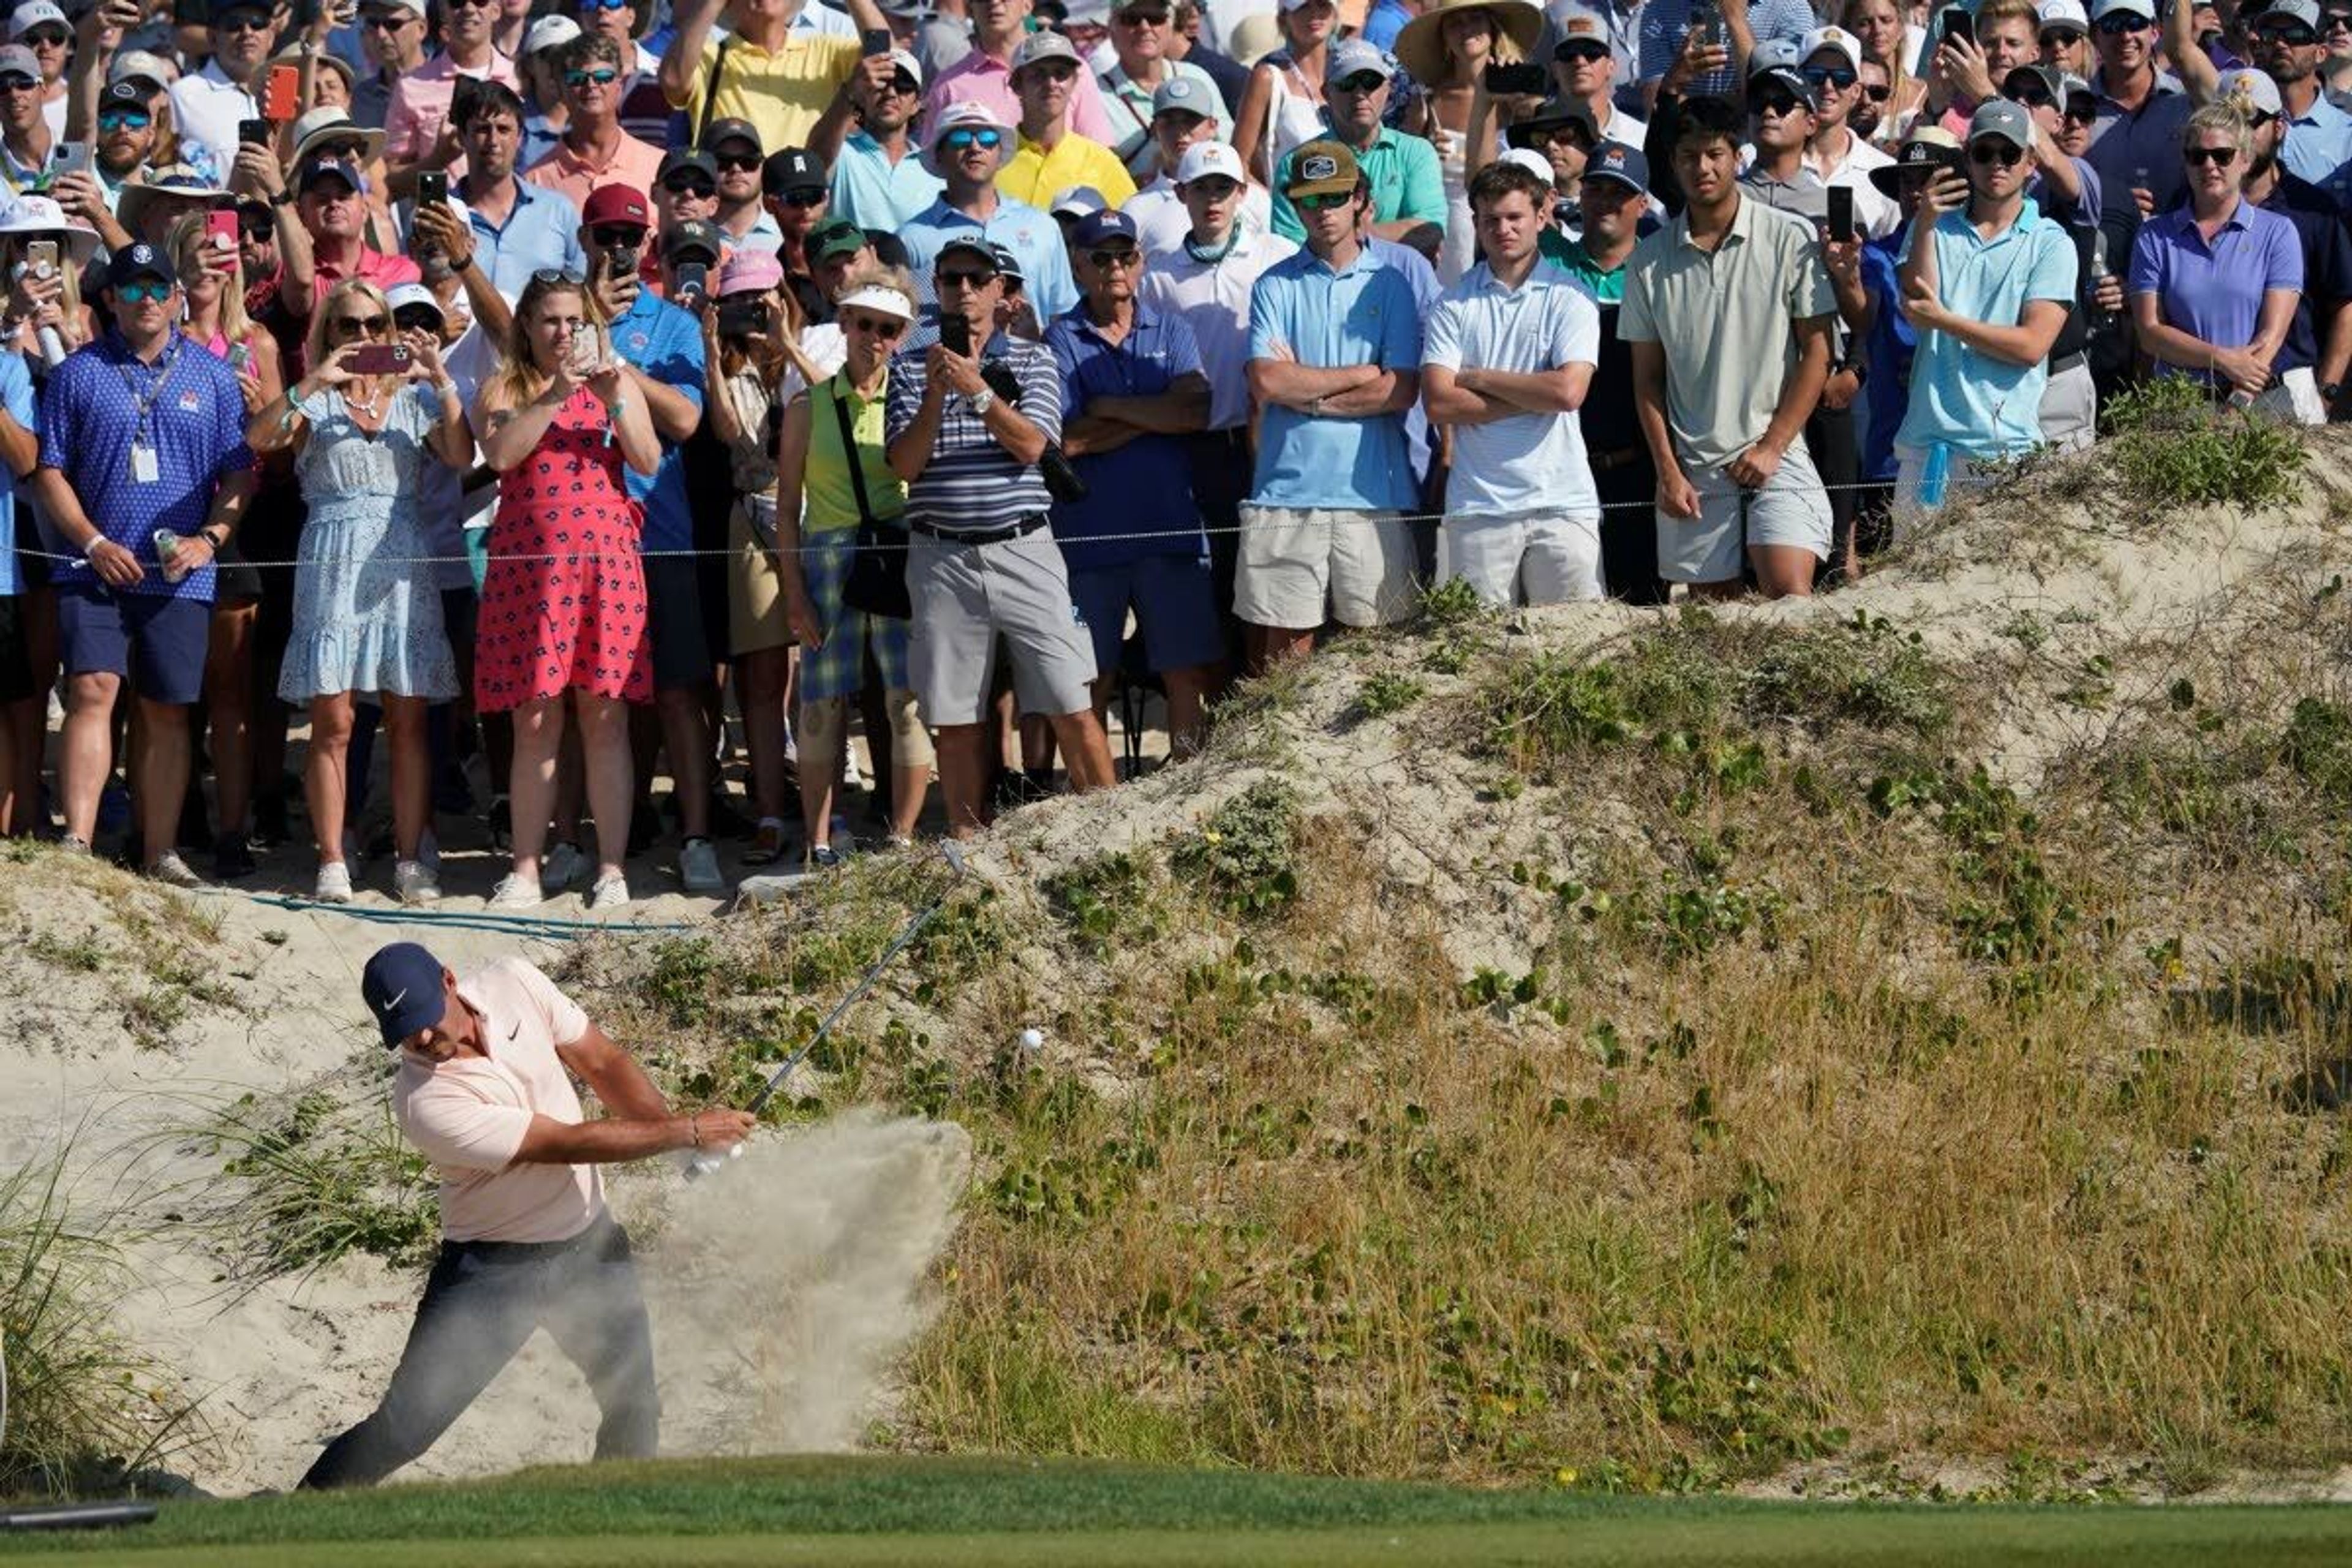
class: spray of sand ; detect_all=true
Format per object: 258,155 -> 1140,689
639,1109 -> 972,1455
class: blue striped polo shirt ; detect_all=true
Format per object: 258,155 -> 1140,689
883,330 -> 1062,538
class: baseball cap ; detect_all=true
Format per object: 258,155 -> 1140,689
99,79 -> 146,113
1553,2 -> 1609,49
8,1 -> 66,37
107,243 -> 176,293
1174,141 -> 1244,185
1284,137 -> 1360,198
1747,37 -> 1803,75
1496,147 -> 1554,182
298,156 -> 366,195
386,281 -> 443,326
1504,94 -> 1598,151
581,183 -> 652,228
2216,66 -> 2287,117
360,942 -> 446,1048
805,214 -> 868,262
366,0 -> 431,15
1049,184 -> 1108,218
1584,139 -> 1651,198
701,116 -> 764,156
718,249 -> 784,295
657,147 -> 719,184
1071,208 -> 1138,251
990,242 -> 1023,285
2003,62 -> 2069,100
108,50 -> 177,94
883,48 -> 922,86
935,233 -> 1000,271
1749,64 -> 1818,111
762,146 -> 824,197
1801,25 -> 1864,74
663,218 -> 723,262
522,13 -> 580,55
2037,0 -> 2089,34
0,44 -> 37,85
2261,0 -> 2323,26
1010,28 -> 1082,76
1869,126 -> 1964,195
1152,74 -> 1215,120
1968,98 -> 2035,149
290,107 -> 385,167
1326,38 -> 1393,83
924,100 -> 1011,175
837,277 -> 916,319
2089,0 -> 2155,21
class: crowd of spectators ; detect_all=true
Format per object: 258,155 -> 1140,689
0,0 -> 2333,902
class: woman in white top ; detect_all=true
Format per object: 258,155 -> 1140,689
1234,0 -> 1340,186
1396,0 -> 1543,285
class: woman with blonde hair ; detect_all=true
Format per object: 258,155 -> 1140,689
1234,0 -> 1341,184
247,277 -> 468,902
170,208 -> 287,878
774,262 -> 932,868
1843,0 -> 1926,146
472,270 -> 662,910
1400,0 -> 1543,283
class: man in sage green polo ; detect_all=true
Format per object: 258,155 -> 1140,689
1620,94 -> 1835,600
1268,39 -> 1444,249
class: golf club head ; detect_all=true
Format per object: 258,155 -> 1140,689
676,1147 -> 734,1182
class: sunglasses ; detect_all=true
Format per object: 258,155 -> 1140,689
2259,21 -> 2320,44
879,74 -> 919,94
1115,8 -> 1170,23
20,26 -> 66,45
843,312 -> 906,339
1295,189 -> 1352,211
2063,97 -> 2099,120
663,173 -> 716,197
393,308 -> 442,331
578,0 -> 633,8
1970,141 -> 2023,165
1862,83 -> 1891,101
942,127 -> 1003,151
97,108 -> 152,130
591,224 -> 646,248
2185,143 -> 2237,166
1554,42 -> 1610,62
239,217 -> 273,240
1804,65 -> 1858,89
712,150 -> 761,172
361,11 -> 417,27
1332,71 -> 1387,92
2038,27 -> 2084,45
332,313 -> 388,335
1087,245 -> 1139,269
215,12 -> 274,31
0,75 -> 38,92
115,281 -> 172,303
1752,93 -> 1807,116
780,188 -> 826,206
445,0 -> 498,9
2095,13 -> 2150,33
530,266 -> 586,285
564,67 -> 621,88
937,266 -> 997,287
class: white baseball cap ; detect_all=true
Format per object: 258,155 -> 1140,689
2215,66 -> 2286,118
108,50 -> 178,93
1048,184 -> 1107,217
8,1 -> 67,37
522,14 -> 581,55
2089,0 -> 2154,21
1801,26 -> 1863,75
1497,147 -> 1554,183
1174,140 -> 1245,185
2037,0 -> 2090,32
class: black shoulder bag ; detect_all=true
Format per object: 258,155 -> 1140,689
829,376 -> 913,620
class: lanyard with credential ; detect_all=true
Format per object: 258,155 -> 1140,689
115,335 -> 183,483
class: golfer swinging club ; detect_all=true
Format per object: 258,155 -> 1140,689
298,942 -> 755,1488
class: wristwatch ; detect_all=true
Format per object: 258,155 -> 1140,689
271,187 -> 298,207
2324,382 -> 2343,404
199,524 -> 229,550
966,386 -> 996,417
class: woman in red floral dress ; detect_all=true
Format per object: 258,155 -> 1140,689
472,272 -> 662,911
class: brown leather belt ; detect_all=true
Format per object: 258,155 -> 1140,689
1588,445 -> 1648,473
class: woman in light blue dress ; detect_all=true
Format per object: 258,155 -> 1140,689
248,279 -> 472,906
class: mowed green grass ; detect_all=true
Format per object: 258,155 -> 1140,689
7,1456 -> 2352,1567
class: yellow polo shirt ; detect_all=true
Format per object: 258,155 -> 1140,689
995,130 -> 1138,212
666,32 -> 864,153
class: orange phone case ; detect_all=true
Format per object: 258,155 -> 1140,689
263,64 -> 300,123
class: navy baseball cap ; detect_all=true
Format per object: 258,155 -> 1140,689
360,941 -> 447,1047
1584,140 -> 1650,198
1071,208 -> 1137,251
105,241 -> 176,290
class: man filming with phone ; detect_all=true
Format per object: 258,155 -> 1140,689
168,0 -> 282,176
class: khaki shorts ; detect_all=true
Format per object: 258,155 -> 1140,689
1234,505 -> 1420,631
1656,443 -> 1831,586
728,496 -> 792,657
1438,511 -> 1605,608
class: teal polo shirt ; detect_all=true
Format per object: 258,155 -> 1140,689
1245,244 -> 1423,511
1270,127 -> 1446,243
1892,199 -> 2078,462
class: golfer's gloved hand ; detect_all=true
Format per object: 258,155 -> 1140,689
683,1109 -> 760,1152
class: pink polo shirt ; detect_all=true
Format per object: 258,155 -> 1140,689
522,129 -> 666,214
394,957 -> 605,1245
383,50 -> 521,168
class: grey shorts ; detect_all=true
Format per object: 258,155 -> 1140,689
906,527 -> 1098,726
1656,443 -> 1832,586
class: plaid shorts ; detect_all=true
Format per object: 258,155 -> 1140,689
799,527 -> 912,704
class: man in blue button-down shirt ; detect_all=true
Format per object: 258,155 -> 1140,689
442,81 -> 587,297
1241,139 -> 1423,673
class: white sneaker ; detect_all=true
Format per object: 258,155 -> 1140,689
488,872 -> 543,909
393,859 -> 440,905
147,851 -> 203,888
589,872 -> 630,910
314,861 -> 354,903
541,840 -> 588,892
680,836 -> 724,894
417,829 -> 440,874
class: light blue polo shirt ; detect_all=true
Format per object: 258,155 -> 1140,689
0,352 -> 31,597
1246,245 -> 1422,511
901,194 -> 1077,322
607,288 -> 707,554
1270,127 -> 1446,243
1893,200 -> 2078,461
449,176 -> 586,302
2281,90 -> 2352,194
828,130 -> 947,233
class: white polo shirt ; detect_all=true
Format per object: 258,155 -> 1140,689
1422,257 -> 1602,519
394,957 -> 604,1245
1806,129 -> 1900,239
168,60 -> 258,187
1133,226 -> 1296,431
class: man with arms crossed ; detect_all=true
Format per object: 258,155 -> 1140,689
1421,156 -> 1603,606
1621,94 -> 1834,599
299,941 -> 753,1487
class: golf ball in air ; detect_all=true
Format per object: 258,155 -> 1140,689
1019,1028 -> 1044,1050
